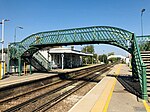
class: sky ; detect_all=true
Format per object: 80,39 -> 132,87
0,0 -> 150,56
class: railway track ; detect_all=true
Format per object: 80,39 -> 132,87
0,64 -> 104,105
1,64 -> 114,112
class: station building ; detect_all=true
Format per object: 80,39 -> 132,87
40,47 -> 93,69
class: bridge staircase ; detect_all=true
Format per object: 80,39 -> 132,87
23,51 -> 50,72
141,51 -> 150,98
8,43 -> 50,73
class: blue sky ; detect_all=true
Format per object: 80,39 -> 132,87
0,0 -> 150,56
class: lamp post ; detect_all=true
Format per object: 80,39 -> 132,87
0,19 -> 9,79
14,26 -> 23,43
141,9 -> 146,37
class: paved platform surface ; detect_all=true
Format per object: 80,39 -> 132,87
69,77 -> 116,112
0,64 -> 99,89
50,64 -> 101,73
69,64 -> 149,112
0,73 -> 57,89
108,64 -> 148,112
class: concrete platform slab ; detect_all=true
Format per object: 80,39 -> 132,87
68,77 -> 116,112
0,73 -> 57,89
50,64 -> 101,73
108,64 -> 146,112
108,80 -> 146,112
0,64 -> 100,89
68,64 -> 149,112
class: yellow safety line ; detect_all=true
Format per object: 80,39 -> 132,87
103,64 -> 122,112
103,79 -> 116,112
91,78 -> 116,112
143,100 -> 150,112
90,64 -> 122,112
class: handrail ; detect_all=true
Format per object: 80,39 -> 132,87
132,35 -> 147,100
33,52 -> 50,70
9,42 -> 50,70
136,35 -> 150,51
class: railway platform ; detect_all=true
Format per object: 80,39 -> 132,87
69,64 -> 150,112
0,64 -> 100,89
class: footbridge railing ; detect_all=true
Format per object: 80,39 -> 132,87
137,35 -> 150,51
132,35 -> 148,100
7,26 -> 148,100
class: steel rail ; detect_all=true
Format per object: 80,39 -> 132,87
3,64 -> 114,112
33,65 -> 113,112
0,64 -> 104,105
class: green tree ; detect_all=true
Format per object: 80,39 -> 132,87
108,57 -> 121,63
98,54 -> 108,64
81,45 -> 95,64
0,48 -> 7,53
93,53 -> 98,64
108,52 -> 114,56
81,45 -> 94,54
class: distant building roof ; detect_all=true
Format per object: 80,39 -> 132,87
108,55 -> 126,59
48,48 -> 93,56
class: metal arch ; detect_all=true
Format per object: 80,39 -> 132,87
8,26 -> 149,100
9,26 -> 134,58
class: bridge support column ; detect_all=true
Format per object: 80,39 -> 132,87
18,57 -> 22,76
131,57 -> 136,78
142,63 -> 148,100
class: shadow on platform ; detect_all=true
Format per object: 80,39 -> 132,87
107,74 -> 141,99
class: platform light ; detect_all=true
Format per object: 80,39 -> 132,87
141,9 -> 146,37
0,19 -> 10,79
14,26 -> 23,42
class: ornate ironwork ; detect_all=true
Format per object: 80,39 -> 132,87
7,26 -> 148,100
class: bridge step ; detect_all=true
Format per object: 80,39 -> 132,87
143,61 -> 150,63
142,58 -> 150,61
141,51 -> 150,54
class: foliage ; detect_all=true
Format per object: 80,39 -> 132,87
0,48 -> 7,53
81,45 -> 94,54
98,54 -> 108,64
81,45 -> 95,64
108,57 -> 121,63
108,52 -> 114,56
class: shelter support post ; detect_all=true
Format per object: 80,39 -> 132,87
30,64 -> 32,74
18,57 -> 22,76
61,54 -> 64,69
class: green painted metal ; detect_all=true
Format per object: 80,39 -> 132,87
33,52 -> 50,70
132,35 -> 148,100
137,35 -> 150,51
8,26 -> 148,100
142,63 -> 148,100
9,26 -> 133,60
30,26 -> 133,52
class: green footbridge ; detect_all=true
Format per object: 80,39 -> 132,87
7,26 -> 150,100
